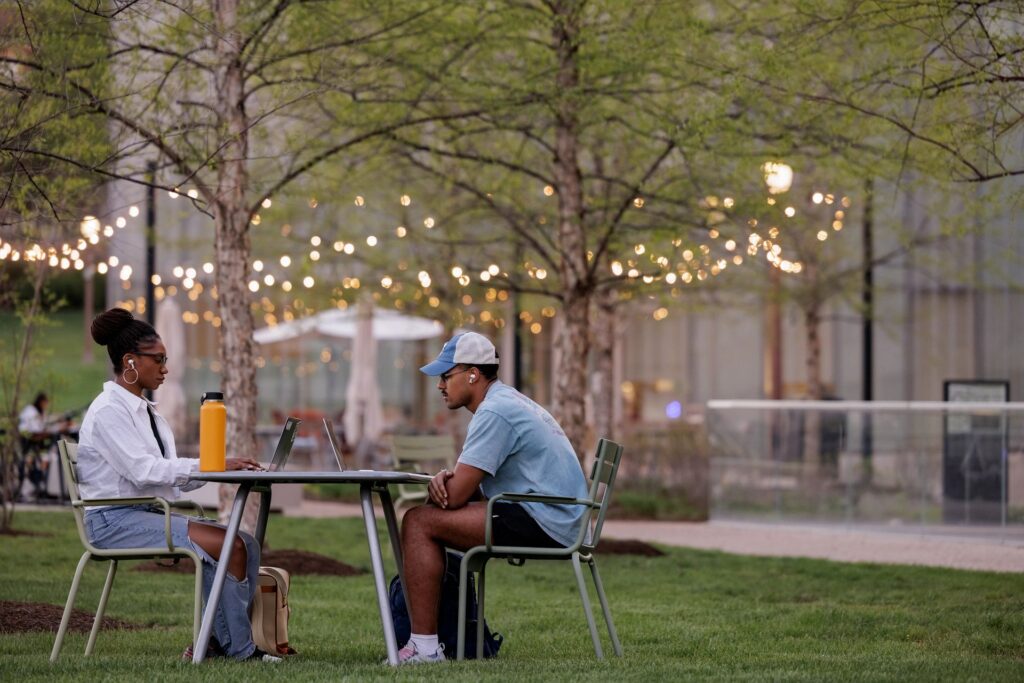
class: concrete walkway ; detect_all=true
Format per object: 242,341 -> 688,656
602,519 -> 1024,574
288,500 -> 1024,574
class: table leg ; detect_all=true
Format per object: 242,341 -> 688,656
377,486 -> 411,617
193,483 -> 250,664
361,483 -> 399,665
254,487 -> 273,549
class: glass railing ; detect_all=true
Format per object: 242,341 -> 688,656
706,400 -> 1024,540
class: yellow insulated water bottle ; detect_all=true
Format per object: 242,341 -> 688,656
199,391 -> 226,472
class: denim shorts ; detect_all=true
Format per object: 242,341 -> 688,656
83,504 -> 215,564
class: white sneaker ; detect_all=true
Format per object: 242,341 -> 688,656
397,642 -> 446,664
243,647 -> 282,663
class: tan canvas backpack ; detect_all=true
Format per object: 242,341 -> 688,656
251,566 -> 296,655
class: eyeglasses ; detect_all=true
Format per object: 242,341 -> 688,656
135,352 -> 168,366
439,367 -> 470,383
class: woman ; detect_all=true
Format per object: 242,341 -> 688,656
77,307 -> 278,663
18,392 -> 52,500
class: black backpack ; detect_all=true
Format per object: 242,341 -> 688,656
389,551 -> 503,659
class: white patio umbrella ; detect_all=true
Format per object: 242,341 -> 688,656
253,307 -> 443,344
317,308 -> 444,341
344,298 -> 385,465
154,297 -> 188,441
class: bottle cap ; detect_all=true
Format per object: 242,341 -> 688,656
201,391 -> 224,403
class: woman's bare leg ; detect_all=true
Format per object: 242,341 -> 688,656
187,521 -> 247,580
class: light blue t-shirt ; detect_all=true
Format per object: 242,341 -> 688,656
457,381 -> 588,547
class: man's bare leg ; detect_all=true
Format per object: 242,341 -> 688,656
400,502 -> 488,634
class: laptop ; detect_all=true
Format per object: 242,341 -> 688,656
266,417 -> 301,471
322,418 -> 346,471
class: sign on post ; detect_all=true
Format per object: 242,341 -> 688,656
942,380 -> 1009,524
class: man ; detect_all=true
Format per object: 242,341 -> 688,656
398,332 -> 588,664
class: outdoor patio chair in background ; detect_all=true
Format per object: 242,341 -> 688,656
390,434 -> 456,508
455,437 -> 625,660
50,440 -> 205,663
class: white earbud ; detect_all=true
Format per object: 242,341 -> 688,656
470,375 -> 477,383
128,359 -> 135,368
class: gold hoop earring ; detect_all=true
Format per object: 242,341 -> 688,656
122,366 -> 139,385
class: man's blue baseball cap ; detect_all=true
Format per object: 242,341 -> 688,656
419,332 -> 499,376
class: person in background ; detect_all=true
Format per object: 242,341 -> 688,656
397,332 -> 589,664
76,307 -> 279,663
18,392 -> 54,501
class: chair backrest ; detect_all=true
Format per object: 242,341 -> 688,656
391,434 -> 457,468
57,439 -> 93,551
579,438 -> 624,551
391,434 -> 457,504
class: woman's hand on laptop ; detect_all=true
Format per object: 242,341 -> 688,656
226,458 -> 264,471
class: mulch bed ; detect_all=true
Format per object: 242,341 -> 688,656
134,549 -> 366,577
0,528 -> 51,538
0,600 -> 141,634
598,538 -> 665,556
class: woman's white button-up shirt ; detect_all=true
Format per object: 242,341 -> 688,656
77,381 -> 202,504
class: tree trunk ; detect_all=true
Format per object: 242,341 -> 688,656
549,1 -> 591,460
802,270 -> 825,480
804,306 -> 823,401
212,0 -> 260,529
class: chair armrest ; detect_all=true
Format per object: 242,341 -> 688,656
484,492 -> 595,550
490,492 -> 594,506
76,496 -> 166,508
76,496 -> 177,551
169,500 -> 205,518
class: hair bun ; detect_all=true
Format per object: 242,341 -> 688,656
91,308 -> 135,346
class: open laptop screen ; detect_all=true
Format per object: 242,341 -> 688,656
266,417 -> 301,471
322,417 -> 345,471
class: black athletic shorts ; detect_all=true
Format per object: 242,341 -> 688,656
490,502 -> 564,548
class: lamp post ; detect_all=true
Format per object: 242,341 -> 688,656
861,178 -> 874,466
145,161 -> 157,326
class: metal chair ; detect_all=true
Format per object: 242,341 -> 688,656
50,440 -> 205,662
390,434 -> 456,508
456,438 -> 625,660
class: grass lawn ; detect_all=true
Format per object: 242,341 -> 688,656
0,309 -> 109,415
1,511 -> 1022,681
